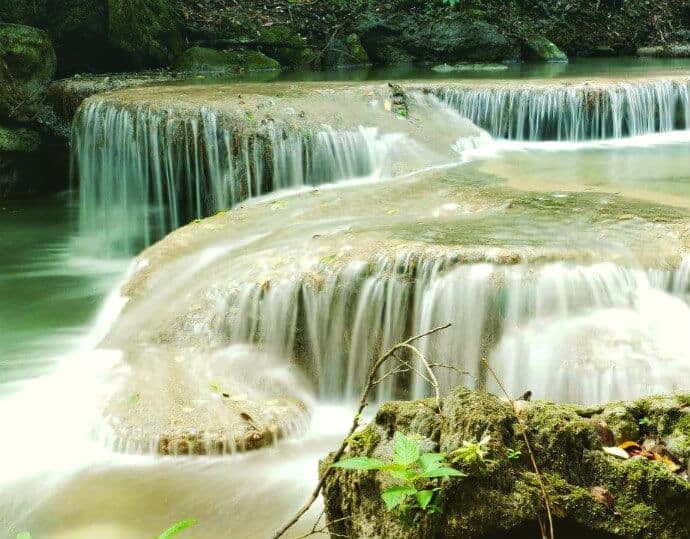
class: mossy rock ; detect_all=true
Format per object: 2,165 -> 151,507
523,36 -> 568,62
0,125 -> 40,153
0,23 -> 56,123
323,33 -> 370,67
108,0 -> 182,68
255,26 -> 314,68
175,47 -> 280,73
324,388 -> 690,538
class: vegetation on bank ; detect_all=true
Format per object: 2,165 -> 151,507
2,0 -> 690,75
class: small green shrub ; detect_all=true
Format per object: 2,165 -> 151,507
332,432 -> 466,518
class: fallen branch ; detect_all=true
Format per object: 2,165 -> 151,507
271,323 -> 452,539
481,358 -> 555,539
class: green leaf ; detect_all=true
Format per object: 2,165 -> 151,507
382,486 -> 416,511
419,452 -> 446,472
386,467 -> 419,482
331,457 -> 386,470
418,467 -> 467,478
415,489 -> 435,509
393,432 -> 420,466
17,533 -> 31,539
158,519 -> 196,539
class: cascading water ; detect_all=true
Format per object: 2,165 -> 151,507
205,253 -> 690,404
435,79 -> 690,140
7,73 -> 690,538
73,100 -> 403,253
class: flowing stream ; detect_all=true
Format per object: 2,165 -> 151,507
3,60 -> 690,538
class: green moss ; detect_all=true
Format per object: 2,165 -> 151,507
0,125 -> 40,152
325,389 -> 690,538
108,0 -> 182,68
345,34 -> 370,64
523,36 -> 568,62
273,46 -> 316,68
0,23 -> 56,122
175,47 -> 280,73
257,26 -> 306,48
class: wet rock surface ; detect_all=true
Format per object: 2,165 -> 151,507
323,388 -> 690,538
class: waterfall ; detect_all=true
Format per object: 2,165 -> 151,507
435,79 -> 690,141
196,252 -> 690,404
72,100 -> 401,253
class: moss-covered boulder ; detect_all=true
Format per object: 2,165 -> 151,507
359,13 -> 516,65
253,26 -> 315,67
108,0 -> 182,68
323,388 -> 690,538
523,36 -> 568,62
323,33 -> 370,67
0,24 -> 56,123
175,47 -> 280,73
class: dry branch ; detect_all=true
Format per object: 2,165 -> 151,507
271,323 -> 452,539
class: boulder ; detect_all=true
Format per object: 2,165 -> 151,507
359,14 -> 516,65
108,0 -> 182,68
0,0 -> 123,74
523,36 -> 568,62
323,33 -> 370,68
254,26 -> 315,68
323,388 -> 690,538
175,47 -> 280,73
0,24 -> 56,123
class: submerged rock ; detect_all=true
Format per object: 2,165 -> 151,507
175,46 -> 280,72
0,23 -> 56,123
323,388 -> 690,538
523,36 -> 568,62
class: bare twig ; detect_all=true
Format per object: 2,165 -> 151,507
271,323 -> 452,539
481,358 -> 555,539
294,510 -> 351,539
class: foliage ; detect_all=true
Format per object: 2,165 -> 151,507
450,433 -> 495,467
331,432 -> 466,519
16,533 -> 31,539
157,519 -> 197,539
506,447 -> 522,461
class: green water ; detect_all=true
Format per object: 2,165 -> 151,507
175,57 -> 690,84
0,195 -> 126,386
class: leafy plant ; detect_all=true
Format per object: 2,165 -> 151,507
157,519 -> 197,539
638,416 -> 651,426
441,0 -> 461,8
331,432 -> 465,518
16,533 -> 31,539
506,447 -> 522,461
450,433 -> 494,466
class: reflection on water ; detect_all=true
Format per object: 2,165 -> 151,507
174,57 -> 690,84
0,196 -> 128,387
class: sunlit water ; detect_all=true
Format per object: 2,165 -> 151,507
4,60 -> 690,538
